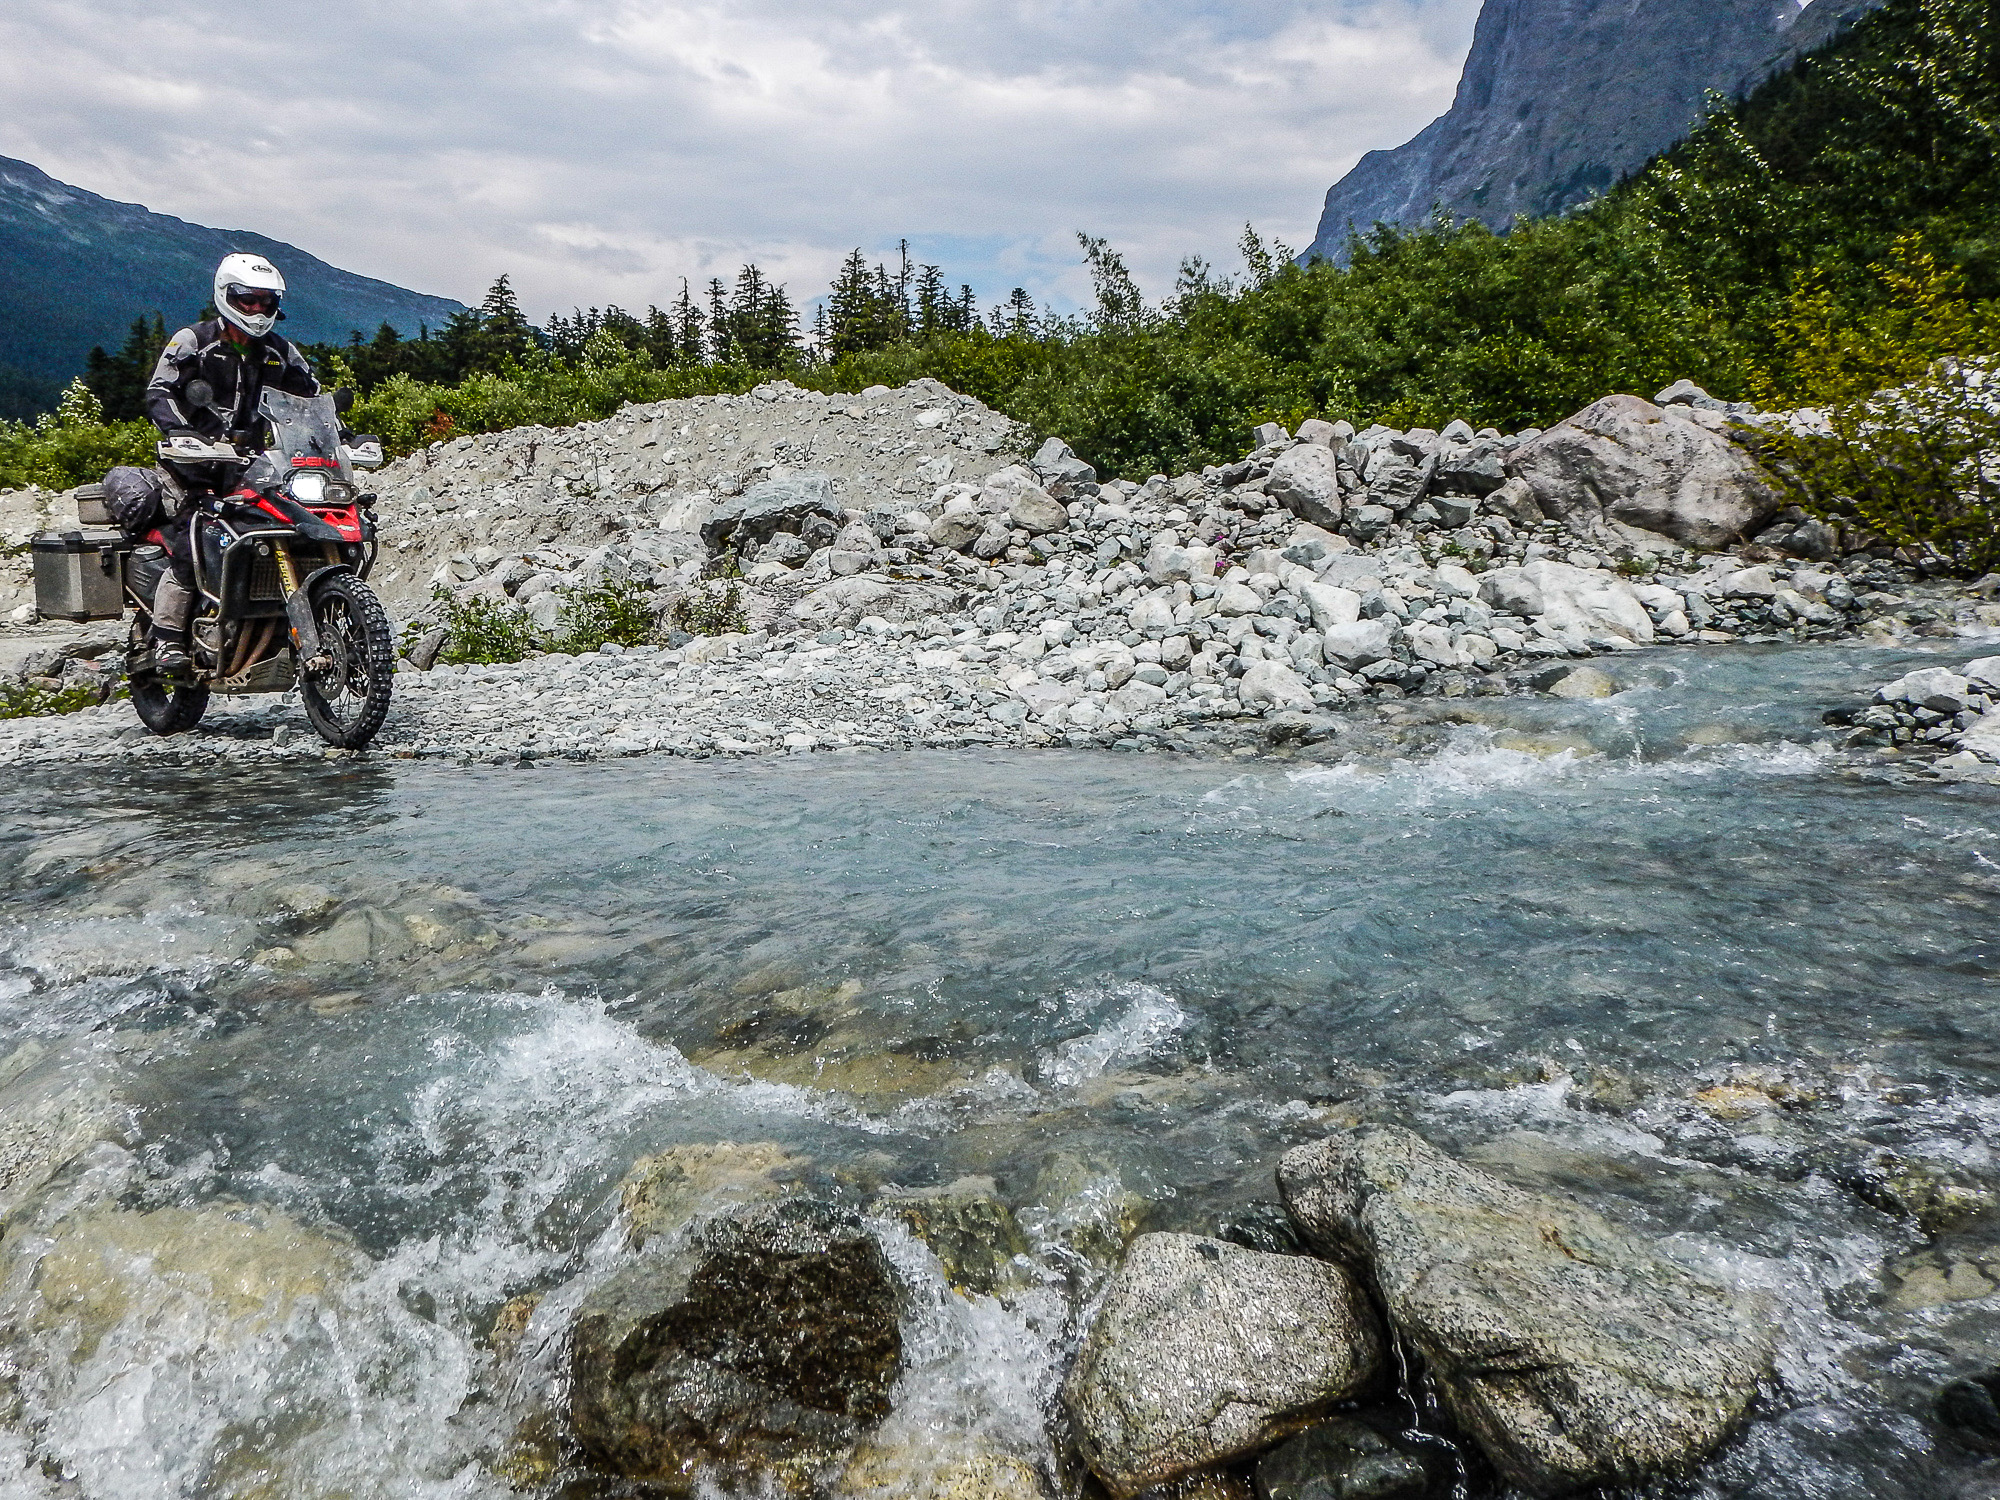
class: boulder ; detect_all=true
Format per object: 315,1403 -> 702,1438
1215,583 -> 1265,618
1958,715 -> 2000,762
0,1041 -> 124,1225
620,1141 -> 805,1250
1964,657 -> 2000,690
1063,1233 -> 1384,1498
1032,437 -> 1098,487
1008,485 -> 1071,535
1435,444 -> 1508,496
1265,445 -> 1345,528
1298,581 -> 1362,632
701,473 -> 843,554
869,1177 -> 1030,1297
794,577 -> 958,630
1278,1127 -> 1775,1495
1878,667 -> 1973,713
569,1199 -> 902,1493
1238,661 -> 1317,713
1320,620 -> 1397,671
1254,1419 -> 1428,1500
1474,560 -> 1652,646
1506,395 -> 1778,548
929,512 -> 983,550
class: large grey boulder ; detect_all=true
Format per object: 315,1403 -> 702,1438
1265,444 -> 1346,528
1063,1232 -> 1384,1498
1032,437 -> 1098,487
700,473 -> 843,555
1278,1127 -> 1774,1496
569,1199 -> 901,1493
1507,395 -> 1779,548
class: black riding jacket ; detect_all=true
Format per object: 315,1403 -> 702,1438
145,319 -> 320,440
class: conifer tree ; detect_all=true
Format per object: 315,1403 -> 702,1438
478,274 -> 536,363
672,281 -> 707,365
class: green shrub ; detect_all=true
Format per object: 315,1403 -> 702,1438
550,578 -> 661,653
0,378 -> 156,489
413,585 -> 542,665
0,677 -> 117,720
669,579 -> 747,636
1754,241 -> 2000,574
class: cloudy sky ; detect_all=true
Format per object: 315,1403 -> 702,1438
1,0 -> 1480,323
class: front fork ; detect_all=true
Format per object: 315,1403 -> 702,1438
278,541 -> 342,670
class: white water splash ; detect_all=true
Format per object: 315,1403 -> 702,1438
1037,983 -> 1187,1089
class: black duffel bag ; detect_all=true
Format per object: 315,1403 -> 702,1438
102,466 -> 169,536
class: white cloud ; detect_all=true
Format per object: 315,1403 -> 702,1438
0,0 -> 1478,324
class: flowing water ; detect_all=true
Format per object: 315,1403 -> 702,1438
5,640 -> 2000,1498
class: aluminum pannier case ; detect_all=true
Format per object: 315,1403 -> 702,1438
32,528 -> 127,621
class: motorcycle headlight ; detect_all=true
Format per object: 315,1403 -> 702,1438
322,480 -> 356,506
290,471 -> 327,504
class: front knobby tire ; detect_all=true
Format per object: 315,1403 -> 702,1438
126,619 -> 209,735
299,572 -> 393,749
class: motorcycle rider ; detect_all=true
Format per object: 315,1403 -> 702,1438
138,253 -> 320,672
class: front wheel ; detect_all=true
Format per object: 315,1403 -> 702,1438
126,620 -> 209,735
298,573 -> 393,749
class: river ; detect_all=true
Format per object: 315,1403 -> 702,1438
3,640 -> 1998,1497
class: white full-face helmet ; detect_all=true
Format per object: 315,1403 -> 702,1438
213,252 -> 286,338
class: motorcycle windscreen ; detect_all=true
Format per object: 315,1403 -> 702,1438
259,389 -> 353,480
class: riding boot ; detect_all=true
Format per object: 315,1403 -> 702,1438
151,575 -> 194,676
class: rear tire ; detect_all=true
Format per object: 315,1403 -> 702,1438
125,619 -> 209,736
299,572 -> 393,749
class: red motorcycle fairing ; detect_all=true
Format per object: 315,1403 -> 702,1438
310,504 -> 365,543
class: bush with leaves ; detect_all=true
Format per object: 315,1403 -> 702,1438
411,585 -> 542,665
0,676 -> 117,720
550,578 -> 662,653
0,378 -> 157,490
1754,241 -> 2000,573
669,579 -> 747,636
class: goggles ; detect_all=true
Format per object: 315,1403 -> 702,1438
226,286 -> 280,314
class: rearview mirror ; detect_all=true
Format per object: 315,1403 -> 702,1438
332,387 -> 354,414
186,379 -> 215,410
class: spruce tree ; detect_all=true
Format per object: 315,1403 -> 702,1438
673,281 -> 707,365
477,274 -> 536,364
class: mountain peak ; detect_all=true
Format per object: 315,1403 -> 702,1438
0,155 -> 466,411
1303,0 -> 1886,263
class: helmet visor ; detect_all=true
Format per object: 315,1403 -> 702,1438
226,285 -> 280,316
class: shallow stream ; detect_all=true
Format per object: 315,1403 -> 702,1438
5,641 -> 2000,1498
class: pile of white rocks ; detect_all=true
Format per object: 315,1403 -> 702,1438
7,374 -> 1999,767
1847,659 -> 2000,767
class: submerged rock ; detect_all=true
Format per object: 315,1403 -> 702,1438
870,1175 -> 1031,1297
619,1140 -> 806,1249
568,1198 -> 902,1493
0,1041 -> 125,1225
1254,1418 -> 1428,1500
1278,1126 -> 1773,1495
1063,1232 -> 1384,1498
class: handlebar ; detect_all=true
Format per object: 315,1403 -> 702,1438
158,435 -> 245,463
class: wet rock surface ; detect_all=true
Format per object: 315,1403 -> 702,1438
1278,1126 -> 1775,1495
1254,1419 -> 1430,1500
1063,1232 -> 1384,1497
568,1197 -> 902,1491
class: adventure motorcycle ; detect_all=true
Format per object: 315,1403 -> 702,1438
125,383 -> 395,749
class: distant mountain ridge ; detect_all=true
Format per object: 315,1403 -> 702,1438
1304,0 -> 1888,262
0,155 -> 465,413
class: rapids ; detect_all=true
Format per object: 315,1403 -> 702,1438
3,639 -> 1999,1497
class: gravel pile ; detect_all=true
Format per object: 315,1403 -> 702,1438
7,376 -> 2000,768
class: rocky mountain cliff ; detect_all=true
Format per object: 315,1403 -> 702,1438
1304,0 -> 1885,261
0,155 -> 464,406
